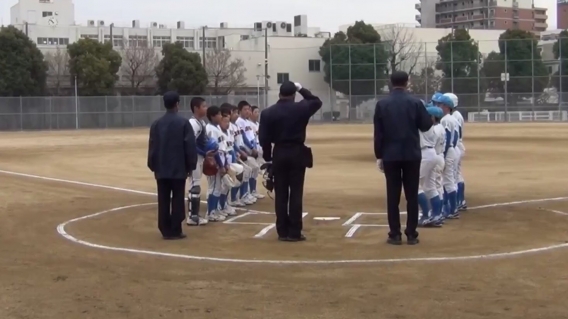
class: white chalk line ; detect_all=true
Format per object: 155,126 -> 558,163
3,169 -> 568,264
541,208 -> 568,216
0,169 -> 270,214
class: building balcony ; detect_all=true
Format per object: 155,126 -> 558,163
534,13 -> 547,20
415,3 -> 421,11
435,4 -> 486,13
535,22 -> 548,29
415,14 -> 421,22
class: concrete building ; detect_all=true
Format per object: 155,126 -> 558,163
7,0 -> 332,100
415,0 -> 548,32
558,0 -> 568,30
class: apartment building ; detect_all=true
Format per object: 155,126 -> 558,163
558,0 -> 568,30
415,0 -> 548,32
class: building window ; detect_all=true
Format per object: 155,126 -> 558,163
199,37 -> 217,49
81,34 -> 98,41
37,37 -> 69,45
104,35 -> 124,47
152,36 -> 171,47
128,35 -> 148,47
308,60 -> 321,72
240,35 -> 250,40
277,73 -> 289,84
177,36 -> 194,49
42,11 -> 53,17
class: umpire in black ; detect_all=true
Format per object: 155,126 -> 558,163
374,71 -> 432,245
148,91 -> 197,240
259,81 -> 322,242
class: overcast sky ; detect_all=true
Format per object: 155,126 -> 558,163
0,0 -> 558,31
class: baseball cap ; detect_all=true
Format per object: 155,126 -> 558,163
279,81 -> 297,97
163,91 -> 180,109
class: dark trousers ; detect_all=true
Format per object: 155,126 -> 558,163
156,178 -> 186,237
382,160 -> 421,238
273,144 -> 307,238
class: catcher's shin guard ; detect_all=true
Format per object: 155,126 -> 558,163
188,186 -> 201,217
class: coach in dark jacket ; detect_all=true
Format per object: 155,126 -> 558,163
374,71 -> 432,245
148,91 -> 197,240
259,81 -> 322,242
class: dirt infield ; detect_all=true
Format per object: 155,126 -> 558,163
1,123 -> 568,318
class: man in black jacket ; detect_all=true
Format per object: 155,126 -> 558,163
374,71 -> 433,245
148,91 -> 198,240
259,81 -> 322,242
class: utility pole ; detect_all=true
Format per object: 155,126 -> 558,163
109,23 -> 114,46
264,27 -> 268,107
202,26 -> 207,66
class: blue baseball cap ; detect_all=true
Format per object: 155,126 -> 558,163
438,95 -> 455,109
431,92 -> 444,103
426,106 -> 443,118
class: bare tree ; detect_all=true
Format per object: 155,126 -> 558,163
379,24 -> 424,76
44,46 -> 70,95
409,58 -> 442,98
120,40 -> 159,93
205,49 -> 247,95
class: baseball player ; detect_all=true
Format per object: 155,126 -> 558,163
417,105 -> 445,227
229,105 -> 255,206
444,93 -> 467,211
438,95 -> 460,219
205,106 -> 229,222
218,110 -> 239,217
236,101 -> 262,202
250,105 -> 266,188
187,97 -> 210,226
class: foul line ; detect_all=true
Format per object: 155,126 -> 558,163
2,169 -> 568,264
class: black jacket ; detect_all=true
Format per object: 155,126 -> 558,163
373,88 -> 432,162
147,111 -> 197,179
259,88 -> 322,162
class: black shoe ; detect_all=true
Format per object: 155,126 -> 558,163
278,236 -> 289,242
163,233 -> 187,240
387,235 -> 402,245
407,236 -> 420,245
285,234 -> 307,242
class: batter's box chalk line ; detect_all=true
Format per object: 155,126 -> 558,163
1,169 -> 567,264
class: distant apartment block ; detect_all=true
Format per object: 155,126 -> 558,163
415,0 -> 548,32
558,0 -> 568,30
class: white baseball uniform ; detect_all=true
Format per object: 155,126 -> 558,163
188,117 -> 207,190
206,123 -> 227,198
452,110 -> 465,185
440,113 -> 459,193
235,117 -> 260,177
419,127 -> 439,201
433,123 -> 446,201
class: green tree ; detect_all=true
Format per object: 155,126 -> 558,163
435,29 -> 482,107
319,21 -> 388,96
0,26 -> 47,96
156,42 -> 207,95
67,38 -> 122,96
496,29 -> 548,103
480,51 -> 504,95
551,30 -> 568,94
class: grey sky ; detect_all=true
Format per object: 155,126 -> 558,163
0,0 -> 558,31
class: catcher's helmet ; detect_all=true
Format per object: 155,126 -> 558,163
205,138 -> 219,152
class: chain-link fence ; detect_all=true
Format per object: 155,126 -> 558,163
328,37 -> 568,122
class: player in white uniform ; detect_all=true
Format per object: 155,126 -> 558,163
205,106 -> 229,222
438,95 -> 460,219
444,93 -> 467,211
418,105 -> 446,227
432,107 -> 447,225
236,101 -> 262,202
187,97 -> 209,226
228,106 -> 254,206
250,106 -> 266,196
217,110 -> 239,217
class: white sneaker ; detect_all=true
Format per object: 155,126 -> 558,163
230,200 -> 245,207
247,194 -> 258,203
225,205 -> 238,216
186,215 -> 209,226
252,191 -> 265,199
218,209 -> 229,217
242,195 -> 255,205
207,211 -> 226,222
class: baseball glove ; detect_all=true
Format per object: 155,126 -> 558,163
202,157 -> 218,176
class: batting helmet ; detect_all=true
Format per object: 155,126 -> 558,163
205,138 -> 219,152
443,93 -> 459,108
431,92 -> 444,103
426,106 -> 443,118
438,95 -> 455,109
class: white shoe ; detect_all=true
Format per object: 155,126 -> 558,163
252,191 -> 265,199
207,211 -> 226,222
225,205 -> 238,216
186,215 -> 209,226
230,200 -> 245,207
247,194 -> 258,203
242,195 -> 255,205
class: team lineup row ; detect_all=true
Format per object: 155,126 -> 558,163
185,99 -> 266,226
416,92 -> 467,228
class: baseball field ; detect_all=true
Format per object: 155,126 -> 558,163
1,123 -> 567,318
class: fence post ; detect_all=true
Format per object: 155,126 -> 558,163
132,95 -> 135,127
19,96 -> 23,131
105,96 -> 108,128
49,97 -> 52,130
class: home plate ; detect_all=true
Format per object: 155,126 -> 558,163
313,217 -> 341,221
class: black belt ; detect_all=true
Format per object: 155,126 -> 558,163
421,146 -> 433,149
